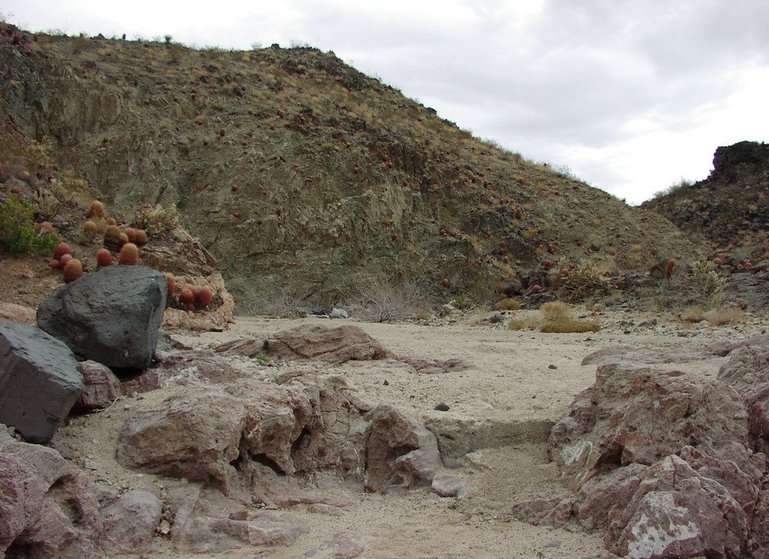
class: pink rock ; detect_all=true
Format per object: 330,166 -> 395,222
115,387 -> 247,487
548,364 -> 748,487
264,324 -> 393,363
364,404 -> 441,491
76,360 -> 122,411
606,455 -> 747,559
101,488 -> 162,553
0,430 -> 103,557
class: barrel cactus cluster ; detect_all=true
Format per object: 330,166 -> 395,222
41,198 -> 218,314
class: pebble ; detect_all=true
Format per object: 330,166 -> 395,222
434,402 -> 450,411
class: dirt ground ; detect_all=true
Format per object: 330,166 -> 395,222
47,308 -> 769,559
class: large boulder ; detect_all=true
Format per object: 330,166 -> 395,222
0,320 -> 82,443
548,364 -> 749,487
36,265 -> 167,369
513,359 -> 769,557
0,428 -> 103,557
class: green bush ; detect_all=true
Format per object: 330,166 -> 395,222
0,197 -> 58,255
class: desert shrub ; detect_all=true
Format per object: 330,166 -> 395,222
704,307 -> 744,326
690,259 -> 725,310
0,198 -> 58,255
497,297 -> 521,311
450,293 -> 474,310
133,204 -> 180,236
229,279 -> 314,317
540,301 -> 570,320
562,261 -> 608,301
345,280 -> 429,323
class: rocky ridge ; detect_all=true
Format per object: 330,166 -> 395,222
0,22 -> 701,310
643,140 -> 769,260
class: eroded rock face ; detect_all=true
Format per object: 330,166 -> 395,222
548,364 -> 748,487
0,320 -> 82,443
606,456 -> 747,559
0,428 -> 103,558
115,373 -> 440,505
264,324 -> 393,363
36,265 -> 167,369
116,387 -> 248,486
101,488 -> 162,553
364,404 -> 442,491
517,346 -> 769,558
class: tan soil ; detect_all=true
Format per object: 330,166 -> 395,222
47,309 -> 769,559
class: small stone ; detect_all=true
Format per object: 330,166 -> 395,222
434,402 -> 450,411
383,379 -> 389,386
548,364 -> 557,370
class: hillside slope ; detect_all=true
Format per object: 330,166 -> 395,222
0,24 -> 702,310
642,141 -> 769,261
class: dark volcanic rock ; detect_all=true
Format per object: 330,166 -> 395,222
36,265 -> 167,369
0,320 -> 82,444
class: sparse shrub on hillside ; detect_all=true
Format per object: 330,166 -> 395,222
653,178 -> 694,199
562,261 -> 609,301
0,197 -> 58,255
539,317 -> 601,333
32,171 -> 89,222
133,204 -> 180,236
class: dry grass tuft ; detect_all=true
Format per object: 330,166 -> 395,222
539,317 -> 601,333
498,297 -> 522,311
704,307 -> 744,326
540,301 -> 570,320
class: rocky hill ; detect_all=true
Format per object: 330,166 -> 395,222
642,141 -> 769,261
0,23 -> 702,311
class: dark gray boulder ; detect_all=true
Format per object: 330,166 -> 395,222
36,265 -> 167,369
0,320 -> 82,444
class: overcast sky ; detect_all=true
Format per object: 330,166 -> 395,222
3,1 -> 768,204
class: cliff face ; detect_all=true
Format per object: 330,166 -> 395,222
642,141 -> 769,259
0,24 -> 701,310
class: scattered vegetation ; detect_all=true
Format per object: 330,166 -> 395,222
507,301 -> 600,333
562,261 -> 609,301
133,204 -> 180,236
653,178 -> 694,199
497,297 -> 521,311
0,197 -> 58,255
703,307 -> 744,326
344,280 -> 429,323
